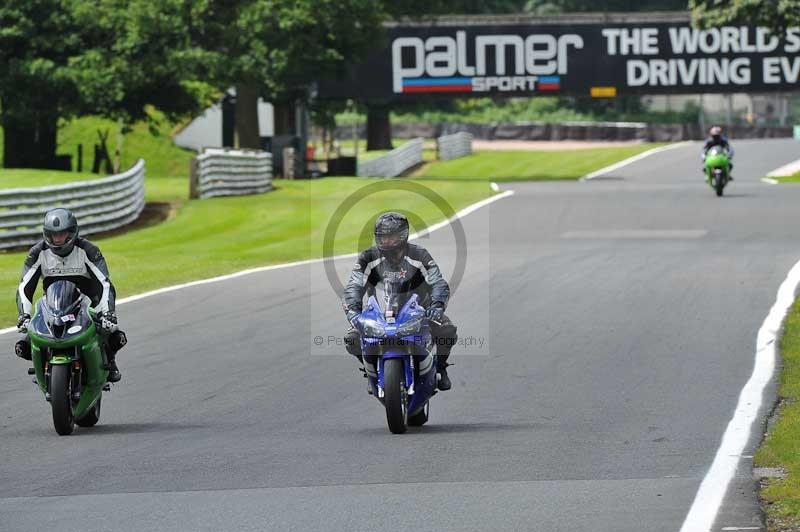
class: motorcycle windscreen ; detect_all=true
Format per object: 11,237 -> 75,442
376,279 -> 414,320
39,280 -> 88,339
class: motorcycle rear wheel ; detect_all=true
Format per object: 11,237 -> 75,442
51,364 -> 75,436
384,359 -> 408,434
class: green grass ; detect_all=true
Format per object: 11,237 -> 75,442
774,172 -> 800,183
0,169 -> 101,188
0,177 -> 493,326
0,112 -> 195,202
417,144 -> 665,182
57,111 -> 195,180
755,299 -> 800,531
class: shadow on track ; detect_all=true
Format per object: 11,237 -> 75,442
75,422 -> 209,436
354,421 -> 544,436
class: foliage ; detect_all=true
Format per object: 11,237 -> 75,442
690,0 -> 800,32
526,0 -> 688,13
336,97 -> 701,125
0,1 -> 210,125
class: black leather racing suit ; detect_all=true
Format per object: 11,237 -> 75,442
342,243 -> 457,367
17,237 -> 125,358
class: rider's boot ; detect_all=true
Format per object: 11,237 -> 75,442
106,357 -> 121,382
14,338 -> 31,360
436,349 -> 452,391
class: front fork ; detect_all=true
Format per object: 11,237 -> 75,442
42,347 -> 82,403
376,356 -> 415,398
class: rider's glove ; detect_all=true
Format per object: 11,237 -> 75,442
17,313 -> 30,332
98,311 -> 118,331
346,310 -> 360,328
425,303 -> 444,324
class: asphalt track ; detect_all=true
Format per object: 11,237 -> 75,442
2,139 -> 800,532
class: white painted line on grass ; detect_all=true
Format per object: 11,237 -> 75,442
490,182 -> 500,192
580,141 -> 692,181
0,190 -> 516,336
760,177 -> 779,185
679,257 -> 800,532
766,158 -> 800,178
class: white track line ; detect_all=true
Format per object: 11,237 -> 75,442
580,141 -> 692,181
766,158 -> 800,178
0,190 -> 516,336
679,257 -> 800,532
760,178 -> 779,185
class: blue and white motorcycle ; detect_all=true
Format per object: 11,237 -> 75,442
356,280 -> 439,434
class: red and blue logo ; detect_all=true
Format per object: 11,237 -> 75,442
401,75 -> 561,94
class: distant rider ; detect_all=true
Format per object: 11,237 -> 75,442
15,208 -> 126,382
342,212 -> 457,391
702,126 -> 734,178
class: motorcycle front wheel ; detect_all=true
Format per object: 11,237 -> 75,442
50,364 -> 75,436
383,358 -> 408,434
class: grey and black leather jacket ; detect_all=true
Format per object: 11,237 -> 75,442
342,243 -> 450,315
17,238 -> 116,316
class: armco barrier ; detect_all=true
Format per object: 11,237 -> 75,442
191,149 -> 273,199
357,138 -> 424,177
437,132 -> 473,161
335,122 -> 794,142
0,160 -> 145,250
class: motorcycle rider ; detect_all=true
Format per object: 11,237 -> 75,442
15,208 -> 126,382
342,212 -> 457,391
702,126 -> 734,178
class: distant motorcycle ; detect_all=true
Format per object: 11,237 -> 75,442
356,280 -> 439,434
704,147 -> 731,197
24,280 -> 111,435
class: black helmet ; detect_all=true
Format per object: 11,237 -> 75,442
374,212 -> 409,262
709,126 -> 722,141
43,208 -> 79,257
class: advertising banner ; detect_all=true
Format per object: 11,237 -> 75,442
318,21 -> 800,99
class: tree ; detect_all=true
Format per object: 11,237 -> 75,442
191,0 -> 387,149
526,0 -> 688,12
0,0 -> 211,169
690,0 -> 800,31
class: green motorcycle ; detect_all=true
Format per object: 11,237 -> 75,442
25,280 -> 110,435
704,147 -> 731,197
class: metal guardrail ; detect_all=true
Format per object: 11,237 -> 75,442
0,160 -> 146,250
437,132 -> 473,161
357,138 -> 424,178
191,149 -> 273,199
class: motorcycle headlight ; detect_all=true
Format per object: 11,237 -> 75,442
396,316 -> 423,337
361,318 -> 386,339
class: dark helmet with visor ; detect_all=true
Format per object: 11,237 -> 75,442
374,212 -> 409,262
709,126 -> 722,142
43,208 -> 79,257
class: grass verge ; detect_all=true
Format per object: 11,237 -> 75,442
773,172 -> 800,183
417,143 -> 666,182
0,169 -> 101,188
0,177 -> 493,326
755,298 -> 800,531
